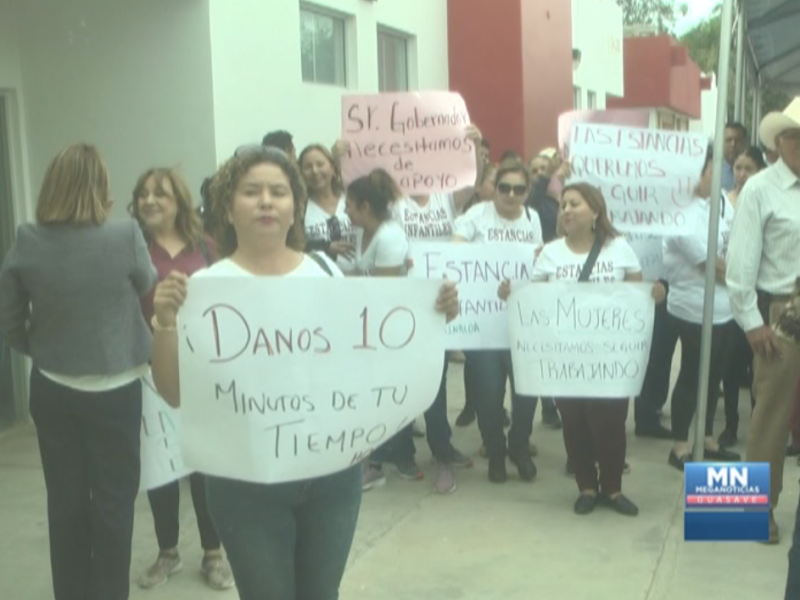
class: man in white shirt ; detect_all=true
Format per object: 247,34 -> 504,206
726,97 -> 800,545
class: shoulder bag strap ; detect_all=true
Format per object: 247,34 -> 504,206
577,234 -> 604,283
307,251 -> 334,276
198,238 -> 212,266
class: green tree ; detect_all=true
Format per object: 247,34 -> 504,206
679,5 -> 789,126
616,0 -> 689,33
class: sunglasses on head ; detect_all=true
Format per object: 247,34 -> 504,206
497,183 -> 527,197
233,144 -> 290,160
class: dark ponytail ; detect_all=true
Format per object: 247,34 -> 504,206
346,169 -> 401,221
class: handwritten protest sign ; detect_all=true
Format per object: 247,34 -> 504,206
568,123 -> 706,235
509,282 -> 655,398
140,372 -> 189,492
408,242 -> 535,349
178,278 -> 446,484
558,109 -> 650,155
625,232 -> 664,282
340,92 -> 476,195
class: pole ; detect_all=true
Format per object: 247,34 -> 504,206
734,2 -> 745,121
692,0 -> 736,463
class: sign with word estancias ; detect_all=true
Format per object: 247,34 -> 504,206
408,242 -> 536,349
509,282 -> 655,398
140,372 -> 189,492
340,92 -> 477,195
568,123 -> 707,235
178,278 -> 446,484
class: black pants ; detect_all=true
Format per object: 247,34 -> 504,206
373,356 -> 457,464
719,322 -> 754,433
29,368 -> 141,600
635,286 -> 679,429
670,318 -> 734,442
465,350 -> 535,458
147,473 -> 220,552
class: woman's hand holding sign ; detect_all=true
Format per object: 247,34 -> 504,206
153,272 -> 189,329
436,280 -> 460,323
498,279 -> 511,302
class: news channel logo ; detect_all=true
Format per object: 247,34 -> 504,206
684,462 -> 770,542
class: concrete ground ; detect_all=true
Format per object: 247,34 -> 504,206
0,359 -> 795,600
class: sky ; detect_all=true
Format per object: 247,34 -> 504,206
675,0 -> 722,35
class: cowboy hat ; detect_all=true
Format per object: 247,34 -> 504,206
760,97 -> 800,151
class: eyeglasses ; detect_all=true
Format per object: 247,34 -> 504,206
327,216 -> 342,242
497,183 -> 527,197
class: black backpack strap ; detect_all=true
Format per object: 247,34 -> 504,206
307,252 -> 334,276
578,234 -> 604,282
198,238 -> 212,266
525,205 -> 531,221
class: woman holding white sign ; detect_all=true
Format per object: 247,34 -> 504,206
149,147 -> 460,600
453,160 -> 543,483
343,168 -> 420,488
663,149 -> 740,470
500,182 -> 657,517
357,124 -> 483,494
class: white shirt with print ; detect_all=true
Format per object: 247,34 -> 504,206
304,196 -> 358,273
454,201 -> 543,246
663,195 -> 734,325
532,236 -> 642,283
353,220 -> 410,277
391,193 -> 457,241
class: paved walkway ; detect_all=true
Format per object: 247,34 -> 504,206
0,362 -> 794,600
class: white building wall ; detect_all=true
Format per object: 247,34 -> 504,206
208,0 -> 450,159
2,0 -> 218,220
0,0 -> 450,222
571,0 -> 624,109
690,75 -> 718,139
0,0 -> 34,224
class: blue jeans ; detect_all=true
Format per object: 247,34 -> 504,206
206,465 -> 362,600
787,486 -> 800,599
465,350 -> 535,458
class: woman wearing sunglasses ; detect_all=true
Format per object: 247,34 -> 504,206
453,160 -> 543,483
299,144 -> 357,273
500,183 -> 663,517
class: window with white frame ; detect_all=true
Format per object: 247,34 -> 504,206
377,29 -> 409,92
587,91 -> 597,110
300,5 -> 347,86
573,87 -> 582,109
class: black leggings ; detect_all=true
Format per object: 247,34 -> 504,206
670,318 -> 735,442
147,473 -> 220,551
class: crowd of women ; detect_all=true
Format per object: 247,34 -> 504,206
0,116 -> 780,600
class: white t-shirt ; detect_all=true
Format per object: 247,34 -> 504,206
391,193 -> 457,241
532,237 -> 642,283
454,202 -> 543,246
663,196 -> 734,325
304,196 -> 358,273
353,220 -> 410,276
192,253 -> 343,279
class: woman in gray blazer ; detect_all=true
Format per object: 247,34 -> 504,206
0,143 -> 157,600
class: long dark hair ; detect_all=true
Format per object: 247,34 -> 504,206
346,169 -> 400,221
209,147 -> 307,257
560,182 -> 619,242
